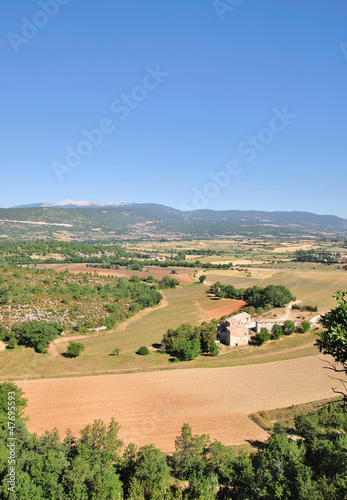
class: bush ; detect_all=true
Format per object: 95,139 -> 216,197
66,341 -> 85,357
137,346 -> 150,356
283,320 -> 296,335
209,342 -> 219,357
0,325 -> 8,341
255,327 -> 271,345
7,337 -> 17,349
271,323 -> 283,340
299,321 -> 311,333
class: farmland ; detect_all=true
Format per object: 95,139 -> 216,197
17,355 -> 335,451
0,235 -> 346,380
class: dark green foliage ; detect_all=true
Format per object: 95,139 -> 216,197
209,342 -> 219,357
10,321 -> 63,352
66,341 -> 85,357
255,327 -> 271,345
163,321 -> 218,361
316,291 -> 347,368
176,338 -> 201,361
198,275 -> 207,283
294,249 -> 337,264
299,321 -> 311,333
283,320 -> 296,336
137,346 -> 150,356
211,283 -> 295,309
251,433 -> 315,499
272,323 -> 283,339
7,337 -> 17,349
158,276 -> 179,289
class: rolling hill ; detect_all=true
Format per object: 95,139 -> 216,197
0,201 -> 346,240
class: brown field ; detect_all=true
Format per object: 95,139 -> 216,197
205,300 -> 247,319
17,355 -> 334,452
36,263 -> 194,286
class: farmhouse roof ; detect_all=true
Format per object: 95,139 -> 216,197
227,312 -> 250,323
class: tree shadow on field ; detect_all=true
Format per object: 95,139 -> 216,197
246,439 -> 265,450
61,353 -> 77,359
152,343 -> 161,350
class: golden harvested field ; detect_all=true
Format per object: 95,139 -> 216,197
17,355 -> 334,452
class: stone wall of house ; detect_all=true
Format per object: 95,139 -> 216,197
256,321 -> 297,333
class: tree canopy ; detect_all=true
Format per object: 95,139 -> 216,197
316,291 -> 347,371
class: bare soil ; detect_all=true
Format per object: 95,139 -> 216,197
206,300 -> 247,319
17,355 -> 334,452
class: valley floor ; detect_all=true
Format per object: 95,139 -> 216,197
17,355 -> 334,452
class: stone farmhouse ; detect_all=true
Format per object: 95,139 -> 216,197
255,320 -> 297,333
218,312 -> 251,347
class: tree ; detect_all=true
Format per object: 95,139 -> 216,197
199,275 -> 207,283
255,327 -> 270,345
132,444 -> 171,494
199,324 -> 217,353
315,291 -> 347,403
299,321 -> 311,333
173,424 -> 210,480
209,343 -> 219,357
176,338 -> 201,361
7,337 -> 17,349
283,320 -> 296,336
66,341 -> 85,357
272,323 -> 283,340
316,291 -> 347,372
0,325 -> 8,341
10,320 -> 63,352
137,346 -> 149,356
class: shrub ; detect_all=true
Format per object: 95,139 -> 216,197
7,337 -> 17,349
36,343 -> 47,354
0,325 -> 8,341
271,323 -> 283,340
283,320 -> 296,336
299,321 -> 311,333
209,343 -> 219,357
66,341 -> 85,357
255,327 -> 271,345
137,346 -> 150,356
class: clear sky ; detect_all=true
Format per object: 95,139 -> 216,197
1,0 -> 347,216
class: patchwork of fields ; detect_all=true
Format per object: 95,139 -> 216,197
1,236 -> 346,454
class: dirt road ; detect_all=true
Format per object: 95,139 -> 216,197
17,355 -> 334,452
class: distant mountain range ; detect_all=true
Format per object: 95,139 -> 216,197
0,201 -> 346,239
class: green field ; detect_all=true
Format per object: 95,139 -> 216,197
204,267 -> 347,311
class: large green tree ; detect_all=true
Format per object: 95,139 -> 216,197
316,291 -> 347,372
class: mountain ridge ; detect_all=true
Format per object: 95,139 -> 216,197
1,202 -> 346,239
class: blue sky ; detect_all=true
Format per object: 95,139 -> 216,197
1,0 -> 347,217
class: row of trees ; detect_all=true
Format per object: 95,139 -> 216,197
210,283 -> 295,309
0,380 -> 346,499
294,249 -> 339,264
254,320 -> 311,345
162,322 -> 219,360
